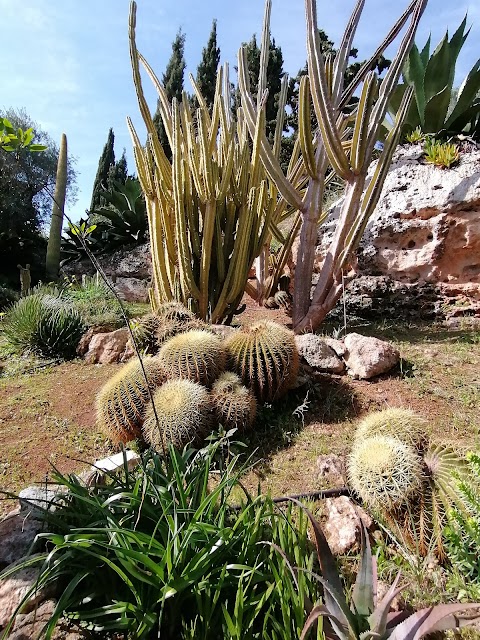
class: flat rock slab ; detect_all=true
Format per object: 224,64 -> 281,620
343,333 -> 399,379
295,334 -> 345,374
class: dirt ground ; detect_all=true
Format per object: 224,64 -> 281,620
1,309 -> 479,517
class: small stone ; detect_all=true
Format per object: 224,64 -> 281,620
18,486 -> 67,518
343,333 -> 400,379
84,327 -> 129,364
0,509 -> 43,569
295,334 -> 345,374
323,496 -> 372,555
316,454 -> 345,488
0,567 -> 52,628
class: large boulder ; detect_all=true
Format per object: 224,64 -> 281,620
295,334 -> 345,374
343,333 -> 399,379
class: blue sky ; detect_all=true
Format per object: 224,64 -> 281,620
2,0 -> 479,221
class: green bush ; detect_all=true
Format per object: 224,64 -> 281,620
445,452 -> 480,583
1,292 -> 85,359
0,439 -> 319,639
0,284 -> 18,311
62,275 -> 124,328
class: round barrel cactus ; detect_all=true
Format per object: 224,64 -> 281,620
225,321 -> 299,402
96,357 -> 165,444
211,371 -> 257,432
354,407 -> 427,451
143,379 -> 212,451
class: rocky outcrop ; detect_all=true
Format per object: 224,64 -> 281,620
64,243 -> 151,302
300,146 -> 480,321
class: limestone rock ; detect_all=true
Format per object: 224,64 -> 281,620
295,334 -> 345,374
9,599 -> 90,639
114,276 -> 149,303
0,567 -> 50,628
0,510 -> 42,570
323,337 -> 346,357
77,325 -> 118,356
323,496 -> 372,555
84,328 -> 129,364
343,333 -> 399,379
18,486 -> 67,517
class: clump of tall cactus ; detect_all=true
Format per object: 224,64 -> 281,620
96,357 -> 165,443
211,372 -> 257,432
225,320 -> 299,403
158,329 -> 226,386
143,379 -> 212,451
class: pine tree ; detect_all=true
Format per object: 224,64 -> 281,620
195,20 -> 220,113
107,149 -> 128,191
153,30 -> 186,161
90,128 -> 115,212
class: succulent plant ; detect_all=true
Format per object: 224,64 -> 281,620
354,407 -> 428,451
225,320 -> 299,403
158,329 -> 226,387
156,301 -> 196,324
96,357 -> 165,444
211,372 -> 257,432
143,379 -> 212,451
347,435 -> 424,511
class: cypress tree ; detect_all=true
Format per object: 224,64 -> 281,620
195,20 -> 220,113
153,30 -> 186,161
107,148 -> 128,191
90,128 -> 115,211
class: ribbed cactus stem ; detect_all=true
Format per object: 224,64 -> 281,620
46,133 -> 68,281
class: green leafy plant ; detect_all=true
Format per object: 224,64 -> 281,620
445,452 -> 480,582
62,275 -> 125,328
296,504 -> 480,639
388,17 -> 480,139
1,440 -> 320,638
0,117 -> 47,152
1,291 -> 85,359
423,137 -> 460,168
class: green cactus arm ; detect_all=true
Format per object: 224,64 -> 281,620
305,0 -> 352,180
298,76 -> 317,178
46,133 -> 67,281
272,75 -> 289,161
350,71 -> 379,174
331,0 -> 365,102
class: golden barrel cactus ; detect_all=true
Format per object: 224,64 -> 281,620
211,372 -> 257,432
96,357 -> 165,444
158,329 -> 226,386
225,321 -> 299,403
354,407 -> 428,451
143,379 -> 213,451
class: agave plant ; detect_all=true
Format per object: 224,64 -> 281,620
387,17 -> 480,139
289,501 -> 480,640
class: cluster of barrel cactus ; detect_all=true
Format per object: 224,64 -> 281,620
96,308 -> 299,453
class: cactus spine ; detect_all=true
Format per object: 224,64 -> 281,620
225,321 -> 299,402
96,357 -> 165,444
143,379 -> 212,451
158,329 -> 226,386
347,435 -> 424,511
46,133 -> 68,281
211,372 -> 257,432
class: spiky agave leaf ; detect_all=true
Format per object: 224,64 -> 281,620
96,357 -> 165,443
158,329 -> 226,386
143,379 -> 213,451
211,371 -> 257,432
348,436 -> 424,511
225,320 -> 299,403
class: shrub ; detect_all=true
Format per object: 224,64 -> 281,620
0,440 -> 320,638
1,292 -> 85,359
63,275 -> 124,328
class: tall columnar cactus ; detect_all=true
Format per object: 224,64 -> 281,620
225,321 -> 299,403
238,0 -> 427,332
96,357 -> 165,444
46,133 -> 68,281
143,379 -> 212,451
211,371 -> 257,432
347,435 -> 424,511
127,1 -> 306,322
354,407 -> 427,451
158,329 -> 226,386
